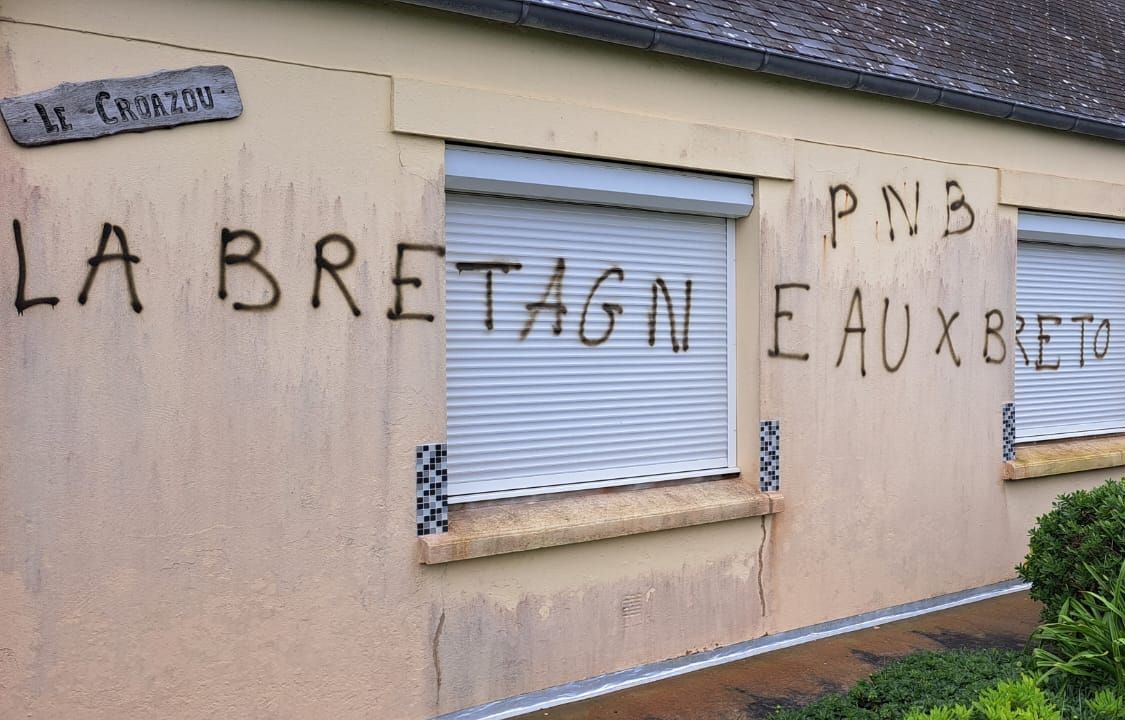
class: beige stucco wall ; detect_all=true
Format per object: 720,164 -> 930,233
2,1 -> 1124,718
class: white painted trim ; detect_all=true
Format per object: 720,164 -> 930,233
449,466 -> 740,504
1016,422 -> 1125,444
436,580 -> 1031,720
445,145 -> 755,218
1019,210 -> 1125,249
726,218 -> 738,468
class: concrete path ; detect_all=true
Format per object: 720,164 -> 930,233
514,591 -> 1040,720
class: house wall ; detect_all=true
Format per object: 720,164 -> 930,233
1,1 -> 1122,718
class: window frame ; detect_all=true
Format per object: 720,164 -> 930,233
1015,210 -> 1125,443
443,145 -> 753,504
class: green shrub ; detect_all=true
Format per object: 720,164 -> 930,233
768,649 -> 1024,720
900,681 -> 1125,720
904,706 -> 973,720
974,676 -> 1061,719
1017,479 -> 1125,623
1084,688 -> 1125,719
1032,560 -> 1125,694
903,677 -> 1061,720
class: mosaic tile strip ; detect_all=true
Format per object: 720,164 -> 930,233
416,443 -> 448,536
1002,403 -> 1016,462
760,420 -> 780,492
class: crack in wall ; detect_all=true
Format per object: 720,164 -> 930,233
431,608 -> 445,701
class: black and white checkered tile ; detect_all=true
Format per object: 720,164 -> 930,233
760,420 -> 780,492
1002,403 -> 1015,462
416,443 -> 448,536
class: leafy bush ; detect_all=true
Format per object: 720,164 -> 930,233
903,677 -> 1060,720
974,676 -> 1061,719
897,676 -> 1068,719
1017,479 -> 1125,623
904,706 -> 973,720
859,679 -> 1062,715
1084,688 -> 1125,719
896,679 -> 1125,720
1032,560 -> 1125,693
768,649 -> 1024,720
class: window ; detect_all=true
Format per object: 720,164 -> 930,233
444,146 -> 753,502
1015,212 -> 1125,442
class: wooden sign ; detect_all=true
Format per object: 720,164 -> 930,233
0,66 -> 242,147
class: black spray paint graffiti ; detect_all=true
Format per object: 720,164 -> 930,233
312,234 -> 361,317
935,308 -> 961,367
455,261 -> 523,331
579,267 -> 624,348
829,184 -> 858,249
827,179 -> 976,246
943,181 -> 975,237
7,220 -> 688,343
768,283 -> 810,361
1014,313 -> 1111,371
774,285 -> 1006,376
79,223 -> 143,313
1033,315 -> 1062,371
520,258 -> 568,339
1014,315 -> 1029,366
457,257 -> 692,350
11,220 -> 145,314
11,220 -> 59,314
219,228 -> 280,311
773,290 -> 1113,376
649,278 -> 692,353
881,182 -> 919,242
10,220 -> 376,318
773,177 -> 994,376
881,298 -> 910,373
835,288 -> 868,377
983,309 -> 1006,364
387,243 -> 446,322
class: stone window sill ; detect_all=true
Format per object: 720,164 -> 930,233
418,477 -> 784,564
1004,434 -> 1125,480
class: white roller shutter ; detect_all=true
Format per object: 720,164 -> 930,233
1016,240 -> 1125,441
445,193 -> 735,501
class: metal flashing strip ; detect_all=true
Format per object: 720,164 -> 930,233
392,0 -> 1125,143
434,579 -> 1031,720
1019,210 -> 1125,250
446,144 -> 755,217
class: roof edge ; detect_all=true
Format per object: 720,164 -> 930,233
390,0 -> 1125,142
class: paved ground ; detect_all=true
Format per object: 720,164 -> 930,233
514,591 -> 1040,720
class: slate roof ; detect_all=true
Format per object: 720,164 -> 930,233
402,0 -> 1125,135
548,0 -> 1125,125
